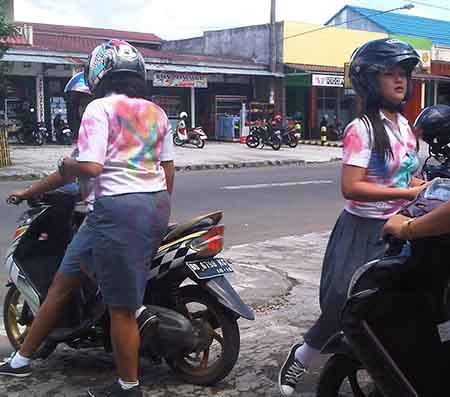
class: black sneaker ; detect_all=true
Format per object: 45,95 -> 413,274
278,343 -> 307,396
88,381 -> 142,396
0,354 -> 32,377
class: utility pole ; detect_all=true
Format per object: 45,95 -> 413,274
270,0 -> 276,73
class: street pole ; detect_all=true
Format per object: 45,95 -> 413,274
270,0 -> 276,74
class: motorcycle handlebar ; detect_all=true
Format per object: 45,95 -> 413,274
6,196 -> 23,205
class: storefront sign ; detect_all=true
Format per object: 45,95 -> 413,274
417,49 -> 431,70
312,74 -> 344,87
153,72 -> 207,88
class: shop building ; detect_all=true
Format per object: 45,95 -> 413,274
1,22 -> 278,141
327,6 -> 450,115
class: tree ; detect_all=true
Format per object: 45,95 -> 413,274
0,0 -> 18,101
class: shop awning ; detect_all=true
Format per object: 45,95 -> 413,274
1,53 -> 84,65
413,72 -> 450,82
146,63 -> 283,77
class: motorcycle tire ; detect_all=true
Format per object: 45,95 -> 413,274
317,354 -> 382,397
287,135 -> 298,148
3,285 -> 57,359
246,134 -> 260,148
34,132 -> 44,146
173,135 -> 183,146
195,138 -> 205,149
166,285 -> 240,386
270,136 -> 281,151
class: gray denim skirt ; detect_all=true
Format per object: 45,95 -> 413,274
58,191 -> 171,311
304,209 -> 386,349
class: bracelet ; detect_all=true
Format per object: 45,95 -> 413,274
403,218 -> 416,240
57,157 -> 66,178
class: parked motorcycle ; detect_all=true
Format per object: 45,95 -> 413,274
245,122 -> 282,150
280,128 -> 299,148
4,191 -> 254,385
53,114 -> 73,145
14,108 -> 45,146
174,112 -> 207,149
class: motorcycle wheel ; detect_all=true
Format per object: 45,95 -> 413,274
246,134 -> 260,148
173,136 -> 183,146
317,354 -> 382,397
195,138 -> 205,149
287,134 -> 298,148
34,132 -> 44,146
3,285 -> 57,359
166,285 -> 240,386
270,136 -> 281,151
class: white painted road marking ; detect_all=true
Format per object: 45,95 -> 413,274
221,180 -> 334,190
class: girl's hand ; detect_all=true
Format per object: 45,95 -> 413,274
6,188 -> 31,204
406,182 -> 430,200
382,214 -> 411,239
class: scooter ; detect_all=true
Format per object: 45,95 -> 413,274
54,116 -> 73,145
174,116 -> 207,149
4,191 -> 254,385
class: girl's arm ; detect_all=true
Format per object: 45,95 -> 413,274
341,164 -> 428,202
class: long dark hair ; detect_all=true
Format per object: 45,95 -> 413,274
94,72 -> 147,99
363,104 -> 393,160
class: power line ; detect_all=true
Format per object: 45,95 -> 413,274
407,0 -> 450,12
284,3 -> 414,40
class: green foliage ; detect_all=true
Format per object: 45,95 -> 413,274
0,0 -> 18,100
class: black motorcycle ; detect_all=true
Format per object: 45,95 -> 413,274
4,190 -> 254,385
245,124 -> 281,150
53,115 -> 73,145
280,127 -> 299,148
14,108 -> 45,146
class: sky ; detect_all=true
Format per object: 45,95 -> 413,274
11,0 -> 450,40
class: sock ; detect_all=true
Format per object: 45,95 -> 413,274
294,343 -> 320,369
10,352 -> 31,369
135,305 -> 146,318
118,378 -> 139,390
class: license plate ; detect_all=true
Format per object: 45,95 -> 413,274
187,258 -> 234,279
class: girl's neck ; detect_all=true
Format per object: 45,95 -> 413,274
380,108 -> 398,124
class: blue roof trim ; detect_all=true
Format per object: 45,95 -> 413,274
344,6 -> 450,46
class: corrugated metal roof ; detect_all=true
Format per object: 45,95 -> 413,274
348,6 -> 450,47
2,53 -> 81,65
147,63 -> 282,77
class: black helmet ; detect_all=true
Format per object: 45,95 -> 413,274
349,38 -> 421,107
85,39 -> 146,93
414,104 -> 450,158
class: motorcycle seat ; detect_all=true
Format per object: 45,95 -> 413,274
161,211 -> 223,245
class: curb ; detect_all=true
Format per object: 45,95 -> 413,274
299,140 -> 343,148
0,158 -> 346,181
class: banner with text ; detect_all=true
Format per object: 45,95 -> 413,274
153,72 -> 208,88
312,74 -> 344,87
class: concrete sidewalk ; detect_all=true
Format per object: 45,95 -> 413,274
0,141 -> 343,180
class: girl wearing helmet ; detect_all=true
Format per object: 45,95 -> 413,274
383,104 -> 450,240
279,38 -> 429,396
3,40 -> 173,396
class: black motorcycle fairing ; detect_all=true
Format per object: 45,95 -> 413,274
203,276 -> 254,320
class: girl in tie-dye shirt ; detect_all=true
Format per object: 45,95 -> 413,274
279,38 -> 429,395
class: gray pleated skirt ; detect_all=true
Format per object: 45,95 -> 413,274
304,209 -> 386,350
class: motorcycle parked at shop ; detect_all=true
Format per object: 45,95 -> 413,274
245,121 -> 281,150
53,114 -> 73,145
14,108 -> 46,146
174,112 -> 207,149
5,189 -> 254,385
